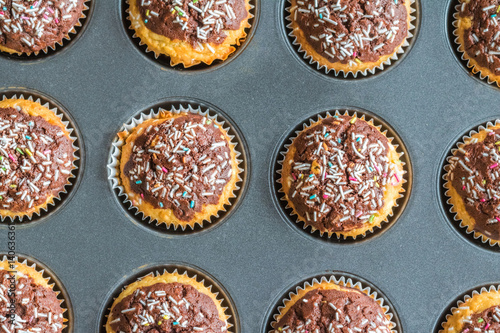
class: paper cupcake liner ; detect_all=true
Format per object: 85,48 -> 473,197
107,102 -> 246,233
437,284 -> 500,333
442,119 -> 500,249
284,0 -> 418,78
0,253 -> 73,332
99,263 -> 238,333
274,109 -> 410,242
0,92 -> 81,224
123,0 -> 257,70
451,1 -> 500,87
0,0 -> 92,59
267,274 -> 399,333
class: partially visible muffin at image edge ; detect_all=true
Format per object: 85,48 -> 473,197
0,258 -> 66,332
128,0 -> 252,67
106,270 -> 228,333
446,124 -> 500,245
288,0 -> 412,75
0,0 -> 87,55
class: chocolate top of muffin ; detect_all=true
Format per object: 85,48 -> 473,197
0,0 -> 85,53
458,0 -> 500,75
448,129 -> 500,240
292,0 -> 409,65
0,106 -> 74,213
110,282 -> 226,333
0,269 -> 64,332
459,305 -> 500,332
273,287 -> 391,333
123,113 -> 234,221
138,0 -> 248,47
285,115 -> 401,233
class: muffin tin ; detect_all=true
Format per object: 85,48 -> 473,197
1,0 -> 500,332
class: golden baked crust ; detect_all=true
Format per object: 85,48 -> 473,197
118,111 -> 240,229
273,279 -> 392,330
0,259 -> 50,288
441,288 -> 500,333
289,0 -> 412,74
445,124 -> 500,246
281,116 -> 404,238
106,271 -> 228,333
0,99 -> 75,219
128,0 -> 252,67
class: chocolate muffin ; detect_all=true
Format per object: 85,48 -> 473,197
288,0 -> 412,75
445,124 -> 500,245
0,0 -> 87,55
0,258 -> 66,332
455,0 -> 500,86
281,114 -> 404,238
0,98 -> 75,220
441,287 -> 500,333
106,271 -> 228,333
272,279 -> 392,333
117,111 -> 240,230
128,0 -> 252,67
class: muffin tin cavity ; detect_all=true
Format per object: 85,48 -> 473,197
98,262 -> 240,333
0,0 -> 94,61
107,98 -> 250,237
262,271 -> 402,333
279,0 -> 420,79
0,88 -> 84,226
270,107 -> 412,244
120,0 -> 259,72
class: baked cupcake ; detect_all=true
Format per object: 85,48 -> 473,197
127,0 -> 252,67
0,98 -> 75,220
117,111 -> 240,230
106,270 -> 228,333
272,278 -> 393,333
441,286 -> 500,333
281,114 -> 404,238
0,0 -> 87,55
445,124 -> 500,245
288,0 -> 413,76
0,258 -> 66,332
454,0 -> 500,86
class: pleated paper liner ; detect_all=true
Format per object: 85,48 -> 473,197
0,253 -> 74,333
448,0 -> 500,89
0,88 -> 83,226
280,0 -> 420,79
98,262 -> 239,333
262,271 -> 402,333
270,107 -> 412,244
107,98 -> 249,236
435,283 -> 500,333
121,0 -> 259,72
0,0 -> 93,61
439,119 -> 500,252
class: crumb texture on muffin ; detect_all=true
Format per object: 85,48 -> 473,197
106,271 -> 228,333
0,99 -> 74,219
0,260 -> 65,333
273,280 -> 392,333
